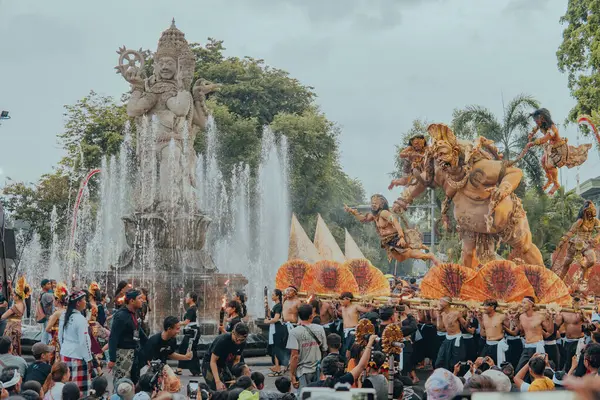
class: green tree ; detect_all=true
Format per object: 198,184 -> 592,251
2,171 -> 73,246
452,95 -> 543,186
191,40 -> 315,127
557,1 -> 600,123
522,187 -> 583,265
59,91 -> 131,173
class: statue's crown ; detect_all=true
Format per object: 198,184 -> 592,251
156,19 -> 194,62
428,123 -> 457,147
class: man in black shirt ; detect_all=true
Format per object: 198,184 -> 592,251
178,292 -> 200,375
108,289 -> 147,385
202,322 -> 249,390
24,343 -> 53,385
143,316 -> 192,364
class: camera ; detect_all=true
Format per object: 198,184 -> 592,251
187,380 -> 199,399
149,360 -> 165,391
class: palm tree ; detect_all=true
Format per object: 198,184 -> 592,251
452,94 -> 542,186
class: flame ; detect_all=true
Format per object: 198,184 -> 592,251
221,296 -> 227,309
307,295 -> 314,303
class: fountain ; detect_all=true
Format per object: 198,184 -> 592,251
15,22 -> 291,337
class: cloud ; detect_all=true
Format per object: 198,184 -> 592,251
503,0 -> 551,15
0,13 -> 86,61
248,0 -> 439,31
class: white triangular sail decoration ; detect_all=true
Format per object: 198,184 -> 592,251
288,214 -> 322,262
314,214 -> 346,263
344,229 -> 366,259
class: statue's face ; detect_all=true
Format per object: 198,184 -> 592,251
371,196 -> 386,213
585,204 -> 596,220
157,56 -> 177,80
434,143 -> 457,171
534,116 -> 543,127
412,138 -> 426,151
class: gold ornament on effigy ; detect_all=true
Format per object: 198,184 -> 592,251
382,324 -> 404,355
356,319 -> 375,346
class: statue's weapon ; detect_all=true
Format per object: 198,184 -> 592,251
115,47 -> 146,80
578,115 -> 600,148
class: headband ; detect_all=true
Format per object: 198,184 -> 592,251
69,291 -> 86,303
126,289 -> 141,300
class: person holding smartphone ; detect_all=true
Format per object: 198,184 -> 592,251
514,353 -> 555,391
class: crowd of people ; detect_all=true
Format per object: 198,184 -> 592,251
0,275 -> 600,399
0,277 -> 210,400
252,280 -> 600,399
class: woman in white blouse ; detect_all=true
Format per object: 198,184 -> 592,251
58,291 -> 93,397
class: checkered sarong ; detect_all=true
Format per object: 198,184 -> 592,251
62,355 -> 90,396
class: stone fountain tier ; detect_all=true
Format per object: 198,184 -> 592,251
118,211 -> 217,273
107,270 -> 248,334
122,212 -> 212,251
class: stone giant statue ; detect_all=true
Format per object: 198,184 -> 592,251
116,19 -> 218,213
115,21 -> 219,273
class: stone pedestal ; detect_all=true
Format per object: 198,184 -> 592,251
114,212 -> 248,332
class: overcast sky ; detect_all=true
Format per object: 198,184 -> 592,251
1,0 -> 598,199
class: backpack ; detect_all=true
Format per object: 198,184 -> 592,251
35,294 -> 47,323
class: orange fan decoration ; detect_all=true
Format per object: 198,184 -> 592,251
460,260 -> 534,302
586,265 -> 600,294
343,258 -> 390,296
521,264 -> 571,305
300,260 -> 359,295
420,263 -> 477,299
275,259 -> 311,290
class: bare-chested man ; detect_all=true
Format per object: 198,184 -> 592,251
516,296 -> 553,371
477,299 -> 510,365
344,195 -> 439,265
319,300 -> 336,327
339,292 -> 371,352
556,296 -> 590,371
435,297 -> 468,370
282,286 -> 302,325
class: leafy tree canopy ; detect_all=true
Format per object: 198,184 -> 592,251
557,0 -> 600,123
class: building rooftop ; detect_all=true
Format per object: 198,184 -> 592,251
577,176 -> 600,200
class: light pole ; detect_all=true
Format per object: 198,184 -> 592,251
0,111 -> 10,128
0,202 -> 8,301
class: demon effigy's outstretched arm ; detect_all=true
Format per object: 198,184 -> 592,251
344,205 -> 375,223
392,175 -> 429,213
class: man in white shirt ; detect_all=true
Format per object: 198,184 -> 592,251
287,304 -> 327,390
58,290 -> 93,397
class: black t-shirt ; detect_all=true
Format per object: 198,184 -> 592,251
24,361 -> 51,385
203,333 -> 245,369
184,305 -> 198,323
143,333 -> 177,363
307,373 -> 354,388
226,316 -> 241,333
270,303 -> 282,319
